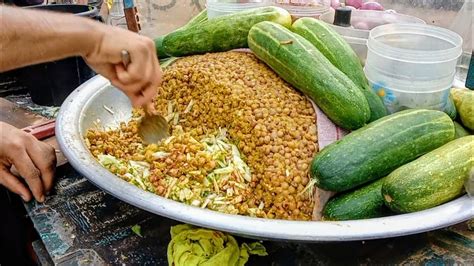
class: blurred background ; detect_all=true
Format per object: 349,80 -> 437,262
129,0 -> 471,53
130,0 -> 469,39
3,0 -> 470,47
1,0 -> 470,97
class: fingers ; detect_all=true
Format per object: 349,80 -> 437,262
0,168 -> 32,202
115,39 -> 156,85
146,100 -> 157,115
111,76 -> 158,108
11,148 -> 45,202
83,26 -> 162,108
114,39 -> 162,107
0,123 -> 56,202
87,62 -> 117,82
138,82 -> 158,107
26,142 -> 56,194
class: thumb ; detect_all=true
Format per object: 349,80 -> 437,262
115,64 -> 135,85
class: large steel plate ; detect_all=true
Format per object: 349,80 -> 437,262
56,75 -> 473,242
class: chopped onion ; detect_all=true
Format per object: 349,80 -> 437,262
345,0 -> 363,8
331,0 -> 341,8
359,1 -> 384,11
353,21 -> 370,30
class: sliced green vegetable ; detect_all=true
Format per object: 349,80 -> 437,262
98,154 -> 155,193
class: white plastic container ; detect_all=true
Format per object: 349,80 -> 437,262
365,24 -> 463,114
207,0 -> 272,19
275,0 -> 330,21
319,9 -> 425,64
320,9 -> 426,32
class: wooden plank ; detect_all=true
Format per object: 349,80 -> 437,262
0,98 -> 49,128
0,98 -> 67,166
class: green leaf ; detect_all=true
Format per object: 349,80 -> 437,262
131,225 -> 143,237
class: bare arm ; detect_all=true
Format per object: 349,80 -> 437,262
0,6 -> 162,203
0,6 -> 97,71
0,6 -> 162,108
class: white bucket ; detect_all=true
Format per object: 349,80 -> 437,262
365,24 -> 463,113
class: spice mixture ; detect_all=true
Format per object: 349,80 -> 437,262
87,51 -> 318,220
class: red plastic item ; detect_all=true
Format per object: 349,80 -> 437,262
22,120 -> 56,140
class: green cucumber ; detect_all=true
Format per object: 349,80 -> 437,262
323,177 -> 392,221
444,94 -> 457,120
248,21 -> 370,130
155,9 -> 208,59
382,136 -> 474,213
454,121 -> 470,138
155,36 -> 168,59
451,88 -> 474,131
162,7 -> 292,57
311,109 -> 455,192
291,18 -> 387,122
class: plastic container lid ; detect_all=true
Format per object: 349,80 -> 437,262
207,0 -> 271,8
275,0 -> 330,17
206,0 -> 272,19
367,23 -> 463,65
333,7 -> 352,27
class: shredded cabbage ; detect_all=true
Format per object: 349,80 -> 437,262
98,154 -> 155,193
97,128 -> 253,215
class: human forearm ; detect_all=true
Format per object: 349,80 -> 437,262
0,5 -> 162,108
0,6 -> 100,72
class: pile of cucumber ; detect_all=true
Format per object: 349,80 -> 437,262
318,110 -> 472,220
154,7 -> 473,221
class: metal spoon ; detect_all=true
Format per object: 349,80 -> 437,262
121,50 -> 170,144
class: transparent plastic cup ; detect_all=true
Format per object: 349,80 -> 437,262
275,0 -> 330,21
206,0 -> 272,19
364,24 -> 463,114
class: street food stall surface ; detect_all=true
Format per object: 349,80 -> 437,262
0,0 -> 472,264
24,163 -> 474,265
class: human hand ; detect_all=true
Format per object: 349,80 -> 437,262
0,122 -> 56,202
84,25 -> 162,110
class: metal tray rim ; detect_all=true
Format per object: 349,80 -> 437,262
56,75 -> 474,242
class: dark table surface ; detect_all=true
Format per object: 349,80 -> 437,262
25,164 -> 474,265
